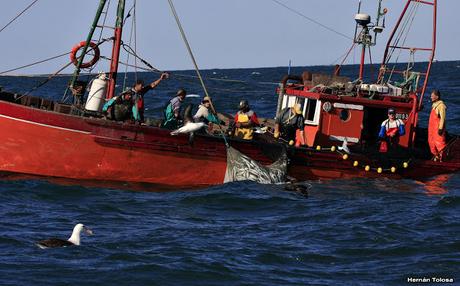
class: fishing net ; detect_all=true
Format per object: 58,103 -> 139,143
224,146 -> 287,184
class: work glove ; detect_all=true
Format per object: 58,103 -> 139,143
274,130 -> 280,139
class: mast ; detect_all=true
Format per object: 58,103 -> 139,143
377,0 -> 437,147
106,0 -> 126,99
354,0 -> 386,81
68,0 -> 107,99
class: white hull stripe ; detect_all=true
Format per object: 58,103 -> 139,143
329,135 -> 359,143
0,114 -> 91,134
333,103 -> 364,110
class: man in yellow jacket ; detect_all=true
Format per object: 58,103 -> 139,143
428,90 -> 447,161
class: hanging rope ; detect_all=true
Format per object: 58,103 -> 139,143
0,0 -> 40,34
123,1 -> 137,90
167,0 -> 211,99
270,0 -> 353,41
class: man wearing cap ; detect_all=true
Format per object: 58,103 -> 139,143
428,90 -> 447,161
378,108 -> 405,153
232,100 -> 259,140
193,96 -> 220,125
162,88 -> 187,130
274,104 -> 306,146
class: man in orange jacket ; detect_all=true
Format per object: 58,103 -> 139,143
428,90 -> 447,161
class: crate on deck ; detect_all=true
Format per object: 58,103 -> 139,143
20,95 -> 41,108
53,102 -> 72,114
40,98 -> 54,111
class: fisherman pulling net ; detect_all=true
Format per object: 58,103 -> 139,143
167,0 -> 288,185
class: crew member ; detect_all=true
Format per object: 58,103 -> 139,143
232,100 -> 259,140
128,72 -> 169,122
70,81 -> 87,106
428,90 -> 447,161
102,73 -> 168,122
378,108 -> 405,153
193,96 -> 221,125
102,92 -> 135,122
162,88 -> 187,130
274,104 -> 306,146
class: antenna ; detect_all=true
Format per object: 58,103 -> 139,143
353,0 -> 362,42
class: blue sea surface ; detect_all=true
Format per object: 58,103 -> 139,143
0,61 -> 459,285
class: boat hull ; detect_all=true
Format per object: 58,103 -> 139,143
0,100 -> 281,187
286,143 -> 460,181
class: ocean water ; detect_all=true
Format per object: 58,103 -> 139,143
0,61 -> 460,285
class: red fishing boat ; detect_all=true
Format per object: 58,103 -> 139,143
269,0 -> 460,180
0,0 -> 286,188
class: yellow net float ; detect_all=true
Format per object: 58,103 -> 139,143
390,167 -> 396,173
353,161 -> 359,167
377,167 -> 383,174
330,146 -> 336,152
289,140 -> 294,146
403,162 -> 409,168
342,154 -> 349,160
316,145 -> 321,151
365,165 -> 370,172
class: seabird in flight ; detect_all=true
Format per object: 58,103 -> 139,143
36,223 -> 93,249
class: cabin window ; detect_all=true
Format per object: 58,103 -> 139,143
280,95 -> 320,125
303,98 -> 320,125
281,95 -> 298,110
305,99 -> 317,121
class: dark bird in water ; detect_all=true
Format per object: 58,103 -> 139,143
36,223 -> 93,249
284,177 -> 310,197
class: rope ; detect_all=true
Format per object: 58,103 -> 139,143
123,2 -> 137,90
270,0 -> 353,41
331,42 -> 357,67
133,0 -> 138,82
15,60 -> 74,101
0,51 -> 70,75
167,0 -> 211,99
87,0 -> 112,76
168,0 -> 233,146
385,1 -> 420,83
0,0 -> 40,34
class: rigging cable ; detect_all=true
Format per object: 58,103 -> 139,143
170,0 -> 237,146
167,0 -> 211,99
270,0 -> 353,41
0,51 -> 70,75
386,1 -> 420,84
123,1 -> 137,90
0,0 -> 40,34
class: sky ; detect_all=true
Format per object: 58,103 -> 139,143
0,0 -> 458,75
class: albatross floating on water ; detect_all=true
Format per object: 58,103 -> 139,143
36,223 -> 93,249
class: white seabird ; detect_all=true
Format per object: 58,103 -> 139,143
36,223 -> 93,249
170,122 -> 206,135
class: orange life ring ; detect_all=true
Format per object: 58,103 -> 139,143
70,41 -> 100,68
